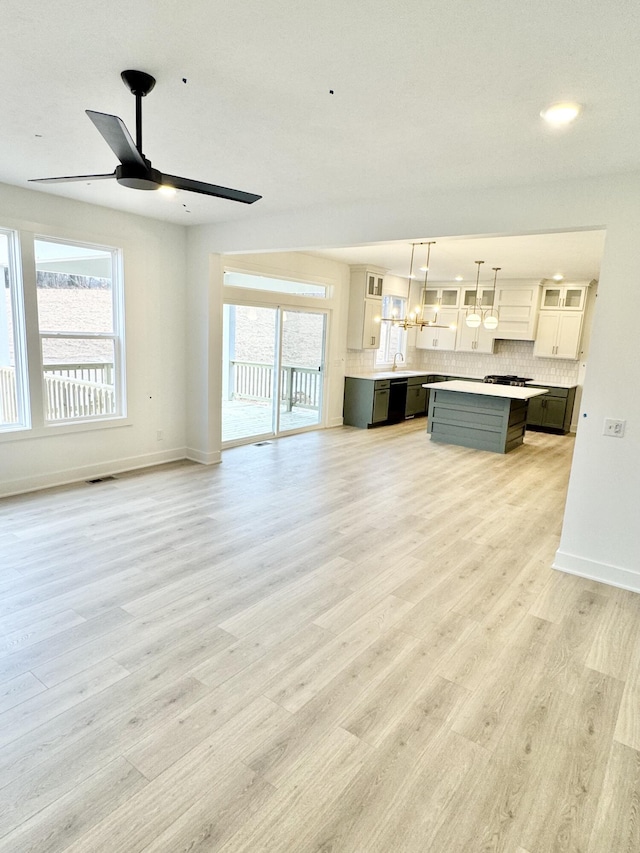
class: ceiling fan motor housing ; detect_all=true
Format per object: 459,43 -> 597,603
115,162 -> 164,190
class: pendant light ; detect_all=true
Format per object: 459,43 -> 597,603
483,267 -> 500,330
417,241 -> 436,325
466,261 -> 484,328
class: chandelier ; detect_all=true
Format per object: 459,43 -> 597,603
376,241 -> 454,331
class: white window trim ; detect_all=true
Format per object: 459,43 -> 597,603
0,230 -> 126,435
35,235 -> 126,427
0,227 -> 30,432
376,295 -> 408,366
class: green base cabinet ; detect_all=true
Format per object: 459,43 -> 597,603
405,376 -> 428,418
343,378 -> 390,428
526,385 -> 576,434
344,374 -> 431,428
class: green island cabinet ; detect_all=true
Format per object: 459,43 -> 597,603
525,385 -> 577,434
425,382 -> 546,453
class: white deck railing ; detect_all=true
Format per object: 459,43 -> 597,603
44,373 -> 115,420
2,360 -> 320,425
0,363 -> 115,424
0,366 -> 18,424
230,361 -> 321,411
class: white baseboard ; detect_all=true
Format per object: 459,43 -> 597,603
328,416 -> 344,428
553,549 -> 640,594
0,447 -> 188,498
185,448 -> 222,465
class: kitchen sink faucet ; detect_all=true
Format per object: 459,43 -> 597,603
392,352 -> 405,370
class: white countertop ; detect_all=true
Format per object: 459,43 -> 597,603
422,380 -> 549,400
344,371 -> 576,388
345,370 -> 431,380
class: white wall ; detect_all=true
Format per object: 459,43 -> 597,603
0,183 -> 188,496
184,242 -> 351,459
220,251 -> 350,429
3,172 -> 639,594
185,172 -> 640,593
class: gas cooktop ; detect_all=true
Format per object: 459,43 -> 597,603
483,375 -> 533,386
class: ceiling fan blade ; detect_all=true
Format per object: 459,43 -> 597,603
86,110 -> 146,168
29,173 -> 116,184
161,173 -> 261,204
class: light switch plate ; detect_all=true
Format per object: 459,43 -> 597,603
603,418 -> 626,437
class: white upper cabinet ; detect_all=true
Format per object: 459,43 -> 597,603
365,271 -> 384,299
420,286 -> 460,322
493,281 -> 541,340
461,287 -> 495,310
347,265 -> 386,349
534,280 -> 592,359
534,312 -> 583,359
540,282 -> 587,311
456,311 -> 496,353
415,309 -> 459,350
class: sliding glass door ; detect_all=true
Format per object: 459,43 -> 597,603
279,309 -> 325,433
222,304 -> 326,444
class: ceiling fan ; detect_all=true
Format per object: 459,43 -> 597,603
30,70 -> 262,204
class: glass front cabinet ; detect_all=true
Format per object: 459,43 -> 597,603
540,283 -> 587,311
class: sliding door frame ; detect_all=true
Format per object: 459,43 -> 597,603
222,286 -> 330,448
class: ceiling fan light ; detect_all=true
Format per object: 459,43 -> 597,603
540,102 -> 581,126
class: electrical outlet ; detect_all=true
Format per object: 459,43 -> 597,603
156,430 -> 164,441
603,419 -> 626,437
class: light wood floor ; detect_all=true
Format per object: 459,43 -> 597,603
1,420 -> 639,852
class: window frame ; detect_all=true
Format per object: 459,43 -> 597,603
0,227 -> 30,432
375,295 -> 408,366
34,235 -> 126,426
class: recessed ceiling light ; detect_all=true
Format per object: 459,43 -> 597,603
455,276 -> 463,281
540,102 -> 582,126
553,274 -> 564,281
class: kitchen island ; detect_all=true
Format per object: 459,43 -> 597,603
423,380 -> 548,453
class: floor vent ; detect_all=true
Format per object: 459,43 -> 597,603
86,475 -> 117,484
254,441 -> 272,446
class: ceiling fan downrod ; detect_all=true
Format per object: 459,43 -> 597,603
120,70 -> 156,156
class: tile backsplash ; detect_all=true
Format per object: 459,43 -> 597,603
346,340 -> 580,386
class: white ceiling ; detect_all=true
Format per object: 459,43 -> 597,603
0,0 -> 631,276
307,229 -> 606,282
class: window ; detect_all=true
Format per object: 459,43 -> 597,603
224,272 -> 328,298
34,238 -> 124,423
0,229 -> 29,430
375,295 -> 407,366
